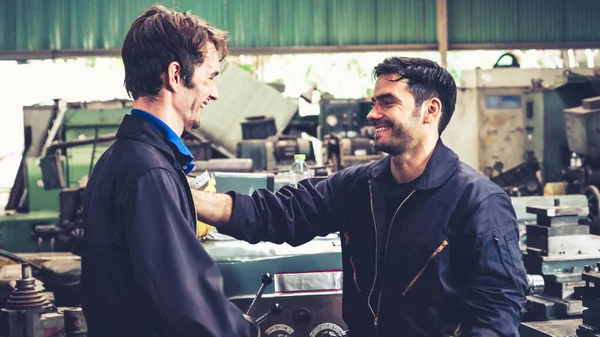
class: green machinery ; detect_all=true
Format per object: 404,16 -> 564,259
8,98 -> 595,335
1,100 -> 126,253
0,99 -> 345,291
0,100 -> 349,336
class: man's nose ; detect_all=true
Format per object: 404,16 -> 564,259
209,83 -> 219,100
366,106 -> 382,122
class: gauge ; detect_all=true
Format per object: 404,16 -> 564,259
325,115 -> 338,127
309,322 -> 344,337
265,323 -> 295,337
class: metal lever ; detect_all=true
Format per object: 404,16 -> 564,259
246,273 -> 273,317
255,303 -> 283,325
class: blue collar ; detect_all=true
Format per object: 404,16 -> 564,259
130,109 -> 196,175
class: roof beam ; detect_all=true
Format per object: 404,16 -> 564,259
437,0 -> 449,68
1,42 -> 600,61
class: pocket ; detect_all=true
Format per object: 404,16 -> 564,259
493,225 -> 526,288
402,239 -> 449,296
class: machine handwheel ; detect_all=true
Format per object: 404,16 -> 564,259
584,185 -> 600,234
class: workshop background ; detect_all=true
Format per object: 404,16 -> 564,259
1,0 -> 600,336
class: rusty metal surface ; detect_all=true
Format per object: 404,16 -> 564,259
519,318 -> 581,337
477,88 -> 526,173
525,205 -> 589,217
0,252 -> 79,270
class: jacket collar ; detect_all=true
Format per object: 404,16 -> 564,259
116,114 -> 177,165
368,139 -> 459,190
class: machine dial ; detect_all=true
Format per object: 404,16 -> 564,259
325,115 -> 338,127
310,323 -> 344,337
265,323 -> 295,337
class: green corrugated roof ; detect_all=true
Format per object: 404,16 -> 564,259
0,0 -> 598,55
448,0 -> 600,44
0,0 -> 437,52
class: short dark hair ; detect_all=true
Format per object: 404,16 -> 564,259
373,57 -> 457,134
122,5 -> 228,100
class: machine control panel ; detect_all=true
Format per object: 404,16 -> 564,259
231,292 -> 346,337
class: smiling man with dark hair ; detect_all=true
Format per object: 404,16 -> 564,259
193,56 -> 527,336
81,5 -> 257,337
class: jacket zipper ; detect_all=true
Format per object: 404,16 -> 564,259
349,256 -> 362,292
402,240 -> 449,296
179,171 -> 198,224
373,189 -> 416,329
367,183 -> 379,328
344,232 -> 362,292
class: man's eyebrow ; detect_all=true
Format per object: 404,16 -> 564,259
371,93 -> 400,103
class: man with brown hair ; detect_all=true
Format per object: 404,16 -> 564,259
81,5 -> 258,337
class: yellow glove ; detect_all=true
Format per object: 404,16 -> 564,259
196,177 -> 216,238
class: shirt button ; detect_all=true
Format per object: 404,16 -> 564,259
182,165 -> 188,170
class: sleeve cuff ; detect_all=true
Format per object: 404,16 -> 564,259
218,191 -> 252,241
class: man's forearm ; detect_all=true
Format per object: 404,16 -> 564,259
191,190 -> 233,226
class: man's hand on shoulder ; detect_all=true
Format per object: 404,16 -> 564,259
190,188 -> 234,227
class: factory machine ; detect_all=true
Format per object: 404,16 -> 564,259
575,263 -> 600,336
564,92 -> 600,235
317,98 -> 384,172
235,97 -> 385,174
521,199 -> 598,321
4,65 -> 598,336
485,71 -> 600,198
0,98 -> 348,336
1,100 -> 124,253
512,194 -> 600,337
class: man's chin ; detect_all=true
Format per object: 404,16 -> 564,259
183,123 -> 201,132
374,142 -> 400,156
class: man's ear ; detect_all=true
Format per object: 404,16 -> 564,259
423,97 -> 442,126
164,61 -> 182,93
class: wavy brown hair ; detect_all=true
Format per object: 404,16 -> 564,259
122,5 -> 228,100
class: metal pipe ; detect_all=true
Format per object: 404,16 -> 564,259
0,249 -> 42,271
46,134 -> 117,153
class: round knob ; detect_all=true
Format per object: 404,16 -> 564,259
270,303 -> 283,315
261,273 -> 273,286
293,308 -> 311,325
526,274 -> 545,294
493,161 -> 504,172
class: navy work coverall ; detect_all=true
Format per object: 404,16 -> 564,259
81,112 -> 257,337
220,140 -> 528,337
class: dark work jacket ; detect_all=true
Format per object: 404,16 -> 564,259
220,140 -> 527,337
81,114 -> 257,337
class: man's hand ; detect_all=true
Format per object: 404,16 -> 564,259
196,178 -> 216,238
201,177 -> 217,193
190,187 -> 234,228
